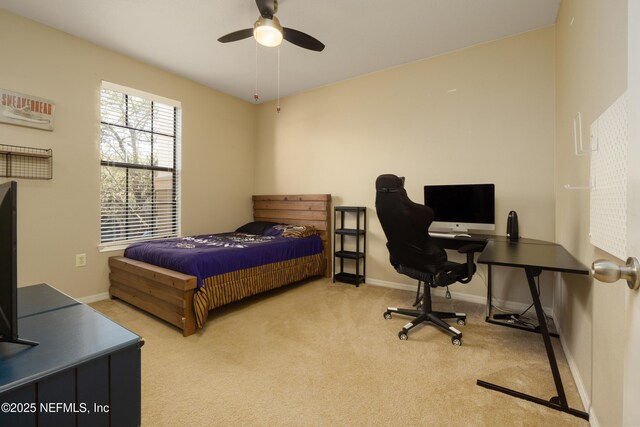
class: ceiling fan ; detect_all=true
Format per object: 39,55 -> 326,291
218,0 -> 325,52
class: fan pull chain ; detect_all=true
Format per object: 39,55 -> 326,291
254,40 -> 259,102
276,46 -> 281,113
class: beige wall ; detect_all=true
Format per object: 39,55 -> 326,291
255,27 -> 557,306
555,0 -> 628,425
3,4 -> 632,423
0,10 -> 256,299
0,10 -> 557,308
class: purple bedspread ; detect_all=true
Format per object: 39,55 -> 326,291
124,232 -> 323,290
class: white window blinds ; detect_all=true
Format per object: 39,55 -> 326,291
99,82 -> 181,246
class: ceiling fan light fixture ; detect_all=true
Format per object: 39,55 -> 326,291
254,16 -> 283,47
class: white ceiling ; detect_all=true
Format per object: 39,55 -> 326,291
0,0 -> 561,103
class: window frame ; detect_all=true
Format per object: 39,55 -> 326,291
98,81 -> 181,251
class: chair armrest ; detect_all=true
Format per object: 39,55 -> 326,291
456,244 -> 485,254
457,244 -> 484,283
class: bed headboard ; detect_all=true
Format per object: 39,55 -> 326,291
252,194 -> 332,277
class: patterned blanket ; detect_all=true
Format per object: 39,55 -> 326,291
124,232 -> 323,290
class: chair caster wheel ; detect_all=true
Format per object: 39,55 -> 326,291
383,311 -> 392,320
452,337 -> 462,346
457,318 -> 466,326
399,331 -> 408,340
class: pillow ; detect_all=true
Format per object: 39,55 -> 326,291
272,224 -> 317,238
264,225 -> 286,237
235,221 -> 281,235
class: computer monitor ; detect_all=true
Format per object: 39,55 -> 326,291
424,183 -> 495,233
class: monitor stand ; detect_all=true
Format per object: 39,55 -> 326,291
0,308 -> 38,346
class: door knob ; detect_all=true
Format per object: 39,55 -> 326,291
591,257 -> 640,290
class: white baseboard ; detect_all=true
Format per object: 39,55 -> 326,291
366,277 -> 553,315
366,277 -> 416,292
77,292 -> 110,304
589,408 -> 599,427
554,308 -> 596,426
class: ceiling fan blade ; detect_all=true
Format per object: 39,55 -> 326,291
218,28 -> 254,43
283,28 -> 325,52
255,0 -> 275,19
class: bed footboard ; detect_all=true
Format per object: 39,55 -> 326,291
109,256 -> 198,337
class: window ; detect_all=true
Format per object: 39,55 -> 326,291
99,82 -> 181,246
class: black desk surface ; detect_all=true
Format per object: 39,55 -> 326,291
0,284 -> 140,394
477,240 -> 589,275
431,232 -> 555,244
431,233 -> 557,252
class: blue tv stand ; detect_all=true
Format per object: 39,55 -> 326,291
0,284 -> 143,426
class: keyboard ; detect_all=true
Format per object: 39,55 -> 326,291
430,232 -> 471,238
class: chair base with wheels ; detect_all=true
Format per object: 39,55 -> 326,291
383,264 -> 468,345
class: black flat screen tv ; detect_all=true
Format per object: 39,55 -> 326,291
424,183 -> 495,233
0,181 -> 37,346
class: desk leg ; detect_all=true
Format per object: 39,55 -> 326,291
477,266 -> 588,421
485,265 -> 559,338
485,264 -> 493,320
525,267 -> 568,407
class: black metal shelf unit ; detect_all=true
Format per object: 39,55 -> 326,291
333,206 -> 366,286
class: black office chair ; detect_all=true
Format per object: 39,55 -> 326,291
375,174 -> 483,345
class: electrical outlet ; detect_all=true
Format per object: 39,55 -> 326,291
75,253 -> 87,267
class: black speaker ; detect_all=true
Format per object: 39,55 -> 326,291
506,211 -> 519,242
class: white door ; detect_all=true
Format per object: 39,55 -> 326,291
590,4 -> 640,424
623,1 -> 640,424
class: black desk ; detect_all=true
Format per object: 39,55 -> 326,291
0,284 -> 143,427
476,240 -> 589,420
432,234 -> 560,334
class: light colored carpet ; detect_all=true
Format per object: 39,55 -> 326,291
91,278 -> 588,426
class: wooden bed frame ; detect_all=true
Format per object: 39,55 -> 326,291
108,194 -> 331,336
